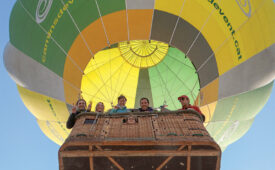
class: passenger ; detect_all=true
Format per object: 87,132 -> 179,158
95,102 -> 105,113
138,97 -> 153,112
110,95 -> 130,114
66,99 -> 91,129
178,95 -> 205,121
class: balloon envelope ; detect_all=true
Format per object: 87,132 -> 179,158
4,0 -> 275,150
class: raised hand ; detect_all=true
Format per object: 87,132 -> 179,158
87,101 -> 92,111
72,103 -> 77,114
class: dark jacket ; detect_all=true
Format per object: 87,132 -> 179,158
138,107 -> 153,112
66,110 -> 87,129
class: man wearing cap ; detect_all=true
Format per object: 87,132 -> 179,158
178,95 -> 205,121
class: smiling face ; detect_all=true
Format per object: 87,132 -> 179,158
77,99 -> 86,111
118,98 -> 126,107
96,102 -> 104,112
140,98 -> 149,110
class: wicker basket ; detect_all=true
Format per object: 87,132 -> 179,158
59,110 -> 221,170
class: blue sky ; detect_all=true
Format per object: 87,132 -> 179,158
0,1 -> 274,170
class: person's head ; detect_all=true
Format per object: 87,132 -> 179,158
76,99 -> 87,110
95,102 -> 105,113
117,95 -> 127,107
178,95 -> 190,107
140,97 -> 150,110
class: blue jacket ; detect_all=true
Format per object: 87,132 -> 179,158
110,105 -> 130,114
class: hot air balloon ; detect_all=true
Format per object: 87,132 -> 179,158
4,0 -> 275,152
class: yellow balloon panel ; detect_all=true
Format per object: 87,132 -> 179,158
84,48 -> 122,74
154,0 -> 185,15
37,119 -> 70,145
200,101 -> 218,126
17,85 -> 69,121
155,0 -> 236,75
214,0 -> 275,74
81,48 -> 139,111
236,1 -> 275,58
196,78 -> 219,107
179,1 -> 240,75
155,0 -> 275,75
